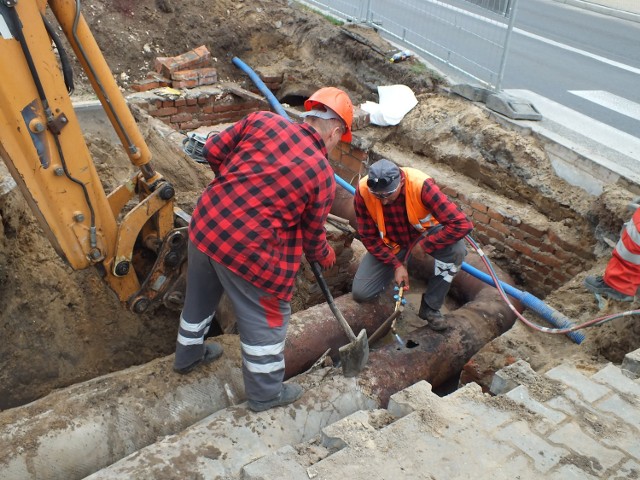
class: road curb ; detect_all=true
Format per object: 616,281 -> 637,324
553,0 -> 640,23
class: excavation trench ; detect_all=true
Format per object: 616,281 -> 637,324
0,248 -> 517,480
0,81 -> 607,479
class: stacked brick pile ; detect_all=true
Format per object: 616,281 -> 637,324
132,45 -> 217,92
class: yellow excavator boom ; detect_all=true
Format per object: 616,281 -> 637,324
0,0 -> 187,313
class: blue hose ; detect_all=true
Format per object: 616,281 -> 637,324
460,263 -> 585,343
232,56 -> 356,195
232,56 -> 583,344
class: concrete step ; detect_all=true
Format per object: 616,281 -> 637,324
266,361 -> 640,479
85,358 -> 640,479
85,369 -> 378,479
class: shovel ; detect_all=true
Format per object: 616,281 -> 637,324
310,261 -> 369,377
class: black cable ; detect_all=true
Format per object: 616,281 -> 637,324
42,13 -> 74,94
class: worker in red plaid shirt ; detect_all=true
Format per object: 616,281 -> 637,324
353,159 -> 473,331
173,87 -> 354,412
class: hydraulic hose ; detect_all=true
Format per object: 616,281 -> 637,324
230,57 -> 639,344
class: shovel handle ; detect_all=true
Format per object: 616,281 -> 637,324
310,261 -> 357,342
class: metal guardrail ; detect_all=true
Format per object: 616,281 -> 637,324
298,0 -> 520,91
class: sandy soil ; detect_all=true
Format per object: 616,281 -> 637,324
1,0 -> 638,413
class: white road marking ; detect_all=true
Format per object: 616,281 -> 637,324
513,29 -> 640,76
506,89 -> 640,160
421,0 -> 640,76
569,90 -> 640,122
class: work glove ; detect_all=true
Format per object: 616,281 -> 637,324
317,245 -> 336,270
628,196 -> 640,213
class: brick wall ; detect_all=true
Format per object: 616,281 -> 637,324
130,88 -> 265,131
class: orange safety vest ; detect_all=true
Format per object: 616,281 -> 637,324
604,207 -> 640,296
359,167 -> 439,254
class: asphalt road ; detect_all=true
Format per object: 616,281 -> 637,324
504,0 -> 640,138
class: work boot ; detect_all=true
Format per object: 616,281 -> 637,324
247,383 -> 303,412
584,275 -> 634,302
173,342 -> 223,375
418,301 -> 447,331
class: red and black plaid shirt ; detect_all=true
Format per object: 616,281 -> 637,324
190,111 -> 335,301
354,174 -> 473,269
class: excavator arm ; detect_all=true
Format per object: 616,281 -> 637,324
0,0 -> 187,313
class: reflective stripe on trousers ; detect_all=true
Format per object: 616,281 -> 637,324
174,240 -> 290,402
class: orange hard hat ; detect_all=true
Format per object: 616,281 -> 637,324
304,87 -> 354,142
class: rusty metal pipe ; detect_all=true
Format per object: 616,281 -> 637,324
285,250 -> 521,391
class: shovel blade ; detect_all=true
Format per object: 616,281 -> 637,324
338,328 -> 369,377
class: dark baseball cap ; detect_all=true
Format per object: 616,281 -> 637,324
367,159 -> 401,193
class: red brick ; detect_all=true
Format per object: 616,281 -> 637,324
472,211 -> 490,224
351,107 -> 370,132
198,67 -> 217,79
531,251 -> 563,268
131,79 -> 159,92
476,224 -> 505,243
470,200 -> 488,213
442,186 -> 458,198
488,218 -> 510,235
172,79 -> 198,89
179,121 -> 202,130
152,106 -> 178,117
507,239 -> 533,256
174,98 -> 187,107
145,71 -> 171,86
153,56 -> 170,73
520,222 -> 547,237
171,69 -> 200,81
170,112 -> 193,123
487,208 -> 504,222
213,103 -> 236,113
156,45 -> 211,78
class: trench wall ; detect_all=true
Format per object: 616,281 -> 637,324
129,85 -> 593,299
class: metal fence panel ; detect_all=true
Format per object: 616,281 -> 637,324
297,0 -> 519,90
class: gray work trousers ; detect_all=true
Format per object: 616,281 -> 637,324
174,240 -> 290,402
352,236 -> 467,311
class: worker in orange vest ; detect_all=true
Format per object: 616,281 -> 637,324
584,205 -> 640,302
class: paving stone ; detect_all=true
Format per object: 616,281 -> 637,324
546,386 -> 610,419
488,455 -> 541,480
545,365 -> 611,402
595,395 -> 640,460
311,409 -> 516,479
321,410 -> 378,450
621,348 -> 640,379
490,359 -> 538,395
595,392 -> 640,427
506,385 -> 567,428
495,421 -> 568,472
240,445 -> 308,480
547,464 -> 600,479
453,399 -> 513,432
609,459 -> 640,479
548,422 -> 625,471
387,380 -> 438,417
592,363 -> 640,396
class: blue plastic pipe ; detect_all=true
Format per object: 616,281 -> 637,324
232,56 -> 583,344
232,57 -> 354,194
